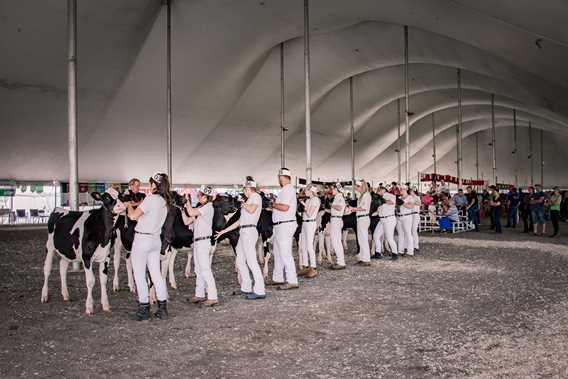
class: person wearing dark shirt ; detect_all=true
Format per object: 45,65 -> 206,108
520,187 -> 534,233
465,186 -> 480,231
506,187 -> 521,228
489,185 -> 502,233
530,184 -> 546,236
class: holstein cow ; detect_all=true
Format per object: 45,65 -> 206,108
41,189 -> 124,315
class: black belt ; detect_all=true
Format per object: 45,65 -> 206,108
397,212 -> 417,217
240,224 -> 256,229
273,219 -> 296,226
379,214 -> 396,219
135,231 -> 159,236
303,219 -> 315,222
356,214 -> 369,219
194,235 -> 211,242
331,215 -> 343,219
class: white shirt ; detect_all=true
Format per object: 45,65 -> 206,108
400,195 -> 415,215
303,196 -> 321,221
272,183 -> 297,223
135,193 -> 167,235
357,192 -> 371,216
194,202 -> 214,239
379,192 -> 396,217
240,192 -> 262,225
331,192 -> 346,217
412,194 -> 421,212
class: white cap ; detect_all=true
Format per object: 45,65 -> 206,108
244,176 -> 257,188
306,184 -> 319,195
355,180 -> 364,187
278,167 -> 291,177
150,172 -> 164,184
334,182 -> 343,192
199,185 -> 214,197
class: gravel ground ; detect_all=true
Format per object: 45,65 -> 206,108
1,225 -> 568,378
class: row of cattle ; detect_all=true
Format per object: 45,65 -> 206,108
41,189 -> 384,314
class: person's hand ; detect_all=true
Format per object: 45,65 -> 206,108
214,230 -> 224,240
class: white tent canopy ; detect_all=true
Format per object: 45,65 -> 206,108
2,0 -> 568,186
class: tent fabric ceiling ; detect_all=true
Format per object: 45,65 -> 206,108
1,0 -> 568,186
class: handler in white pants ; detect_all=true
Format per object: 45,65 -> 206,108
182,185 -> 218,306
329,183 -> 346,270
216,177 -> 265,300
298,184 -> 321,278
350,180 -> 372,266
372,188 -> 399,260
269,168 -> 299,290
398,186 -> 415,256
410,187 -> 421,254
124,172 -> 169,321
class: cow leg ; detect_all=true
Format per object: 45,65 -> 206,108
317,231 -> 325,264
112,242 -> 121,292
84,265 -> 96,315
342,230 -> 349,251
168,248 -> 177,289
41,248 -> 55,303
256,239 -> 264,265
125,255 -> 135,293
262,252 -> 271,279
185,248 -> 194,278
99,260 -> 110,312
161,249 -> 171,285
59,259 -> 70,301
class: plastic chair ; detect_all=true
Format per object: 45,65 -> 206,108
16,209 -> 27,223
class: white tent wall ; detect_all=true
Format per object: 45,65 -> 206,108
1,0 -> 568,186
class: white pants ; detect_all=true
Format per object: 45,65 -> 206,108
272,222 -> 298,285
412,213 -> 420,251
356,216 -> 371,262
131,233 -> 167,303
373,217 -> 398,255
398,214 -> 414,255
194,239 -> 217,300
330,218 -> 345,266
236,229 -> 265,295
300,221 -> 317,268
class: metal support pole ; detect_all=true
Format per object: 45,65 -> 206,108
431,112 -> 437,177
304,0 -> 312,183
540,129 -> 544,187
349,77 -> 355,198
475,133 -> 479,180
166,0 -> 172,181
280,42 -> 286,168
67,0 -> 80,272
456,68 -> 463,189
397,98 -> 402,184
513,109 -> 518,187
529,122 -> 534,186
491,94 -> 497,185
403,25 -> 410,184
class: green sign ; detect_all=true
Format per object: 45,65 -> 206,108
0,188 -> 15,197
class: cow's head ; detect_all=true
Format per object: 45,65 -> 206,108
170,191 -> 187,208
91,190 -> 123,214
118,190 -> 145,204
213,195 -> 239,215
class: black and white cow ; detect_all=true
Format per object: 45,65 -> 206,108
41,190 -> 123,315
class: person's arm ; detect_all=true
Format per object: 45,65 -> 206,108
126,202 -> 144,221
215,220 -> 240,239
242,201 -> 258,214
181,208 -> 194,226
272,202 -> 290,212
184,201 -> 202,217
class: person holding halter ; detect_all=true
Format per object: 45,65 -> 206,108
298,184 -> 321,278
215,177 -> 266,300
329,182 -> 347,270
348,180 -> 372,266
183,185 -> 218,306
372,186 -> 399,260
123,172 -> 171,321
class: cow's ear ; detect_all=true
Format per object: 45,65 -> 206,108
91,192 -> 102,201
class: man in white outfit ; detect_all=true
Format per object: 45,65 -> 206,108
298,184 -> 321,278
269,168 -> 299,290
398,186 -> 415,257
372,187 -> 399,261
216,177 -> 266,300
349,180 -> 372,266
329,183 -> 346,270
410,187 -> 421,254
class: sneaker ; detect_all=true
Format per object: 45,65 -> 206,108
202,299 -> 218,307
330,264 -> 346,270
246,293 -> 266,300
265,279 -> 286,286
189,296 -> 206,304
306,267 -> 318,278
371,253 -> 383,260
297,267 -> 309,277
356,261 -> 371,267
391,254 -> 399,261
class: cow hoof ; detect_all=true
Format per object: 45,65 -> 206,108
103,307 -> 111,313
62,297 -> 70,302
112,286 -> 119,292
85,309 -> 94,316
129,288 -> 136,294
170,284 -> 177,290
41,295 -> 49,303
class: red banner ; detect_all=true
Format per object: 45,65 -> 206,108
420,173 -> 486,186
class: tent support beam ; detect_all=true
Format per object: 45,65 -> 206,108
456,68 -> 462,189
404,25 -> 410,184
349,76 -> 355,197
491,94 -> 497,185
280,42 -> 286,168
304,0 -> 312,183
166,0 -> 172,181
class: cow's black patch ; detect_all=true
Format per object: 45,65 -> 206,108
51,211 -> 83,260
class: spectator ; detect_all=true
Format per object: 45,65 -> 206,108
422,191 -> 434,210
549,186 -> 562,237
505,187 -> 521,228
488,185 -> 502,233
438,201 -> 459,232
452,189 -> 468,214
438,181 -> 449,196
465,186 -> 480,231
520,187 -> 534,233
530,184 -> 546,236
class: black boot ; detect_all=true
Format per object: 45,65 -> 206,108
154,300 -> 168,320
136,302 -> 150,321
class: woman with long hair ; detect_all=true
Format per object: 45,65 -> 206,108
349,180 -> 372,266
124,172 -> 171,321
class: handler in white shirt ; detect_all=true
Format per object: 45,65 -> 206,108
348,180 -> 372,266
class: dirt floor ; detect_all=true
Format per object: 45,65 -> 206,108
1,222 -> 568,378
